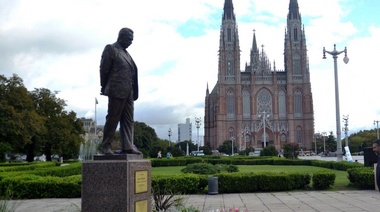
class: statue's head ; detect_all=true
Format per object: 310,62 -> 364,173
117,27 -> 134,49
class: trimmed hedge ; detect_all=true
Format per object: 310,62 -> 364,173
217,172 -> 310,193
0,162 -> 57,172
347,167 -> 375,189
0,163 -> 82,198
310,160 -> 362,171
151,174 -> 207,194
0,158 -> 372,199
152,172 -> 310,194
0,174 -> 81,198
312,170 -> 335,190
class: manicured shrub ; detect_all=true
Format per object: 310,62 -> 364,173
260,146 -> 278,156
217,172 -> 310,193
181,163 -> 238,175
312,170 -> 335,190
0,175 -> 81,198
152,174 -> 207,194
225,164 -> 239,172
347,167 -> 374,189
181,163 -> 219,175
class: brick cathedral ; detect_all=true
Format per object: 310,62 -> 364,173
204,0 -> 314,151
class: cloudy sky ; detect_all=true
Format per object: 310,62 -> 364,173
1,0 -> 379,142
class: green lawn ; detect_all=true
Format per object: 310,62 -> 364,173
152,165 -> 353,190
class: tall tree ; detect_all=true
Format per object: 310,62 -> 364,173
325,132 -> 337,152
30,88 -> 84,161
218,140 -> 237,155
133,121 -> 158,156
0,74 -> 45,157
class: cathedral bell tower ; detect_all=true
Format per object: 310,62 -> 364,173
284,0 -> 314,145
218,0 -> 240,84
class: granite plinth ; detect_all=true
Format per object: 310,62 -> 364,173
82,158 -> 151,212
93,153 -> 143,160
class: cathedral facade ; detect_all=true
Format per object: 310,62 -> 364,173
204,0 -> 314,151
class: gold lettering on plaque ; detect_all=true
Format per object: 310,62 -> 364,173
135,171 -> 148,193
135,199 -> 148,212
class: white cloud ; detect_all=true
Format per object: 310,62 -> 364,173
0,0 -> 378,141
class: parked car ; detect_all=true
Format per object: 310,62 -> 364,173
191,151 -> 205,156
249,150 -> 261,156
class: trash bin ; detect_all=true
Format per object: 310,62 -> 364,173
208,176 -> 218,195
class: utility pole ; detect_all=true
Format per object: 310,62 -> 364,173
195,117 -> 201,152
168,128 -> 172,147
374,120 -> 380,139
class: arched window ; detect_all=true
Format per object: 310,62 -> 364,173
294,27 -> 298,41
227,90 -> 235,118
227,54 -> 234,76
257,89 -> 272,114
281,134 -> 287,143
261,132 -> 269,144
279,90 -> 286,118
242,90 -> 250,118
229,128 -> 234,140
296,126 -> 302,144
227,28 -> 232,42
293,54 -> 301,75
294,90 -> 302,117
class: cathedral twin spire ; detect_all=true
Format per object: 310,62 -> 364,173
223,0 -> 235,20
221,0 -> 302,74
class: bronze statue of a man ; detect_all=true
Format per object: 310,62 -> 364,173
99,27 -> 141,155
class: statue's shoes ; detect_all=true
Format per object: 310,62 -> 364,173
102,144 -> 113,155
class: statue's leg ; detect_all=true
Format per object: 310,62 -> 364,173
102,97 -> 125,154
120,93 -> 134,151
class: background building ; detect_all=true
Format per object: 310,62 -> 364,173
80,118 -> 103,141
204,0 -> 314,151
178,118 -> 192,142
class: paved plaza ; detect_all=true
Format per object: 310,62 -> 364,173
7,155 -> 377,212
7,190 -> 380,212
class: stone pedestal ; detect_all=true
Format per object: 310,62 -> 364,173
82,154 -> 151,212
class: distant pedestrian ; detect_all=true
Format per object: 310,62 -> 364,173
373,139 -> 380,192
166,152 -> 171,159
157,151 -> 162,159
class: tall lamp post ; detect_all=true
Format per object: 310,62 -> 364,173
323,44 -> 349,161
342,115 -> 349,147
374,120 -> 380,139
168,128 -> 172,147
322,132 -> 327,153
259,111 -> 269,147
230,136 -> 235,155
195,117 -> 201,152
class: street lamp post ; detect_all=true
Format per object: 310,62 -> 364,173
323,44 -> 349,162
230,136 -> 234,155
240,130 -> 243,151
342,115 -> 349,147
168,128 -> 172,147
195,117 -> 201,152
259,111 -> 269,147
314,133 -> 317,154
322,132 -> 327,153
374,120 -> 380,139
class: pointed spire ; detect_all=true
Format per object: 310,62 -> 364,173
288,0 -> 300,20
223,0 -> 235,20
252,29 -> 258,53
